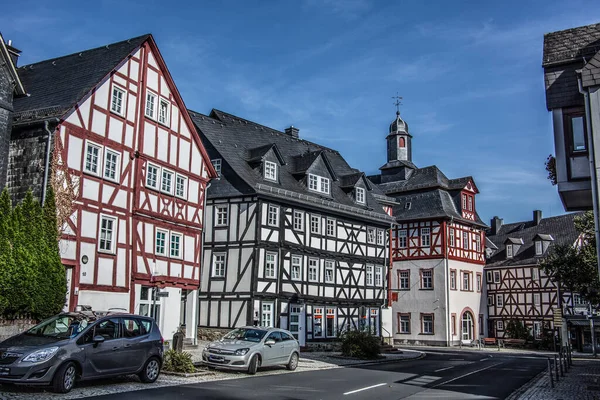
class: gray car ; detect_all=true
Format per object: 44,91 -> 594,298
0,311 -> 163,393
202,327 -> 300,374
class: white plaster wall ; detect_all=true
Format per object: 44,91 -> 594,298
77,291 -> 129,311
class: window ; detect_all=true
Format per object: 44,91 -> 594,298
267,204 -> 279,226
104,149 -> 120,181
531,267 -> 539,280
462,193 -> 467,209
565,108 -> 587,154
476,273 -> 482,292
475,235 -> 481,252
449,229 -> 455,247
463,232 -> 469,250
377,229 -> 384,246
366,265 -> 373,286
422,314 -> 434,334
533,293 -> 541,307
486,270 -> 493,283
212,253 -> 226,277
99,215 -> 117,253
111,85 -> 125,115
261,303 -> 273,327
535,241 -> 543,256
506,244 -> 513,258
356,187 -> 365,204
497,320 -> 504,331
421,227 -> 430,247
313,308 -> 323,338
211,159 -> 222,176
325,260 -> 334,283
462,271 -> 471,291
291,256 -> 302,280
487,296 -> 493,306
368,228 -> 375,244
398,229 -> 407,248
399,314 -> 410,333
145,91 -> 157,119
496,294 -> 503,306
85,142 -> 102,175
421,269 -> 433,289
533,321 -> 542,340
293,211 -> 304,231
493,271 -> 501,283
307,174 -> 330,194
375,266 -> 383,287
216,205 -> 228,226
308,259 -> 319,282
399,270 -> 410,290
326,308 -> 336,337
146,164 -> 159,189
265,253 -> 277,279
155,229 -> 167,256
170,232 -> 182,258
122,318 -> 145,339
573,294 -> 584,305
468,196 -> 473,211
161,169 -> 174,194
175,174 -> 187,198
450,270 -> 456,290
451,314 -> 456,336
158,98 -> 170,125
139,286 -> 160,322
327,219 -> 336,236
264,161 -> 277,181
310,215 -> 320,234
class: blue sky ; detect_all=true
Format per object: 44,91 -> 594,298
4,0 -> 600,225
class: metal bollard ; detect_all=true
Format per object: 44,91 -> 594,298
559,350 -> 564,377
548,358 -> 554,388
569,343 -> 573,366
563,348 -> 568,372
554,354 -> 559,382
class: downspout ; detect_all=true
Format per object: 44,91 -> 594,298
445,217 -> 454,346
42,119 -> 59,204
195,180 -> 212,346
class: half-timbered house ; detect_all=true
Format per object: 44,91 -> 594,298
368,111 -> 487,346
485,211 -> 582,343
189,109 -> 394,346
6,35 -> 216,341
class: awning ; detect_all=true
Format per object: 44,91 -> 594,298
567,319 -> 600,326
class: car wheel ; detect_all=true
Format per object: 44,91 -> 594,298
247,354 -> 260,375
286,352 -> 299,371
139,357 -> 161,383
52,361 -> 77,393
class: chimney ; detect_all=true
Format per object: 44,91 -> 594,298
491,216 -> 503,235
284,125 -> 299,138
5,40 -> 21,67
533,210 -> 542,225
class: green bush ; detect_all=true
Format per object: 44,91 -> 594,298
340,329 -> 381,359
163,349 -> 195,373
505,320 -> 529,341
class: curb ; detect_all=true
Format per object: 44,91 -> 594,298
162,370 -> 215,378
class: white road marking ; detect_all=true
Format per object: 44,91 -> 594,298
479,358 -> 490,362
343,383 -> 387,395
435,366 -> 455,372
431,362 -> 503,389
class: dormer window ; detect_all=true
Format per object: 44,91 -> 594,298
264,161 -> 277,181
535,241 -> 543,256
533,234 -> 554,256
462,194 -> 467,209
356,187 -> 365,204
506,245 -> 513,258
308,173 -> 330,195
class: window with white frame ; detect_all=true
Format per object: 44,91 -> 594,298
463,232 -> 469,250
377,229 -> 384,246
161,169 -> 174,194
111,85 -> 125,115
99,215 -> 117,253
366,265 -> 373,286
533,321 -> 542,340
496,294 -> 503,306
267,204 -> 279,226
475,235 -> 481,252
449,229 -> 455,247
264,161 -> 277,181
356,187 -> 365,204
421,227 -> 430,247
145,91 -> 157,119
293,211 -> 304,231
487,296 -> 493,306
291,256 -> 302,280
310,215 -> 320,234
85,142 -> 102,175
265,252 -> 277,279
535,241 -> 543,256
421,269 -> 433,289
325,260 -> 334,283
462,271 -> 471,291
175,174 -> 187,198
399,270 -> 410,290
261,302 -> 273,327
368,228 -> 375,244
493,271 -> 501,283
216,205 -> 228,226
326,219 -> 335,236
477,274 -> 482,291
103,149 -> 120,181
506,244 -> 513,258
308,174 -> 318,191
450,270 -> 457,290
307,174 -> 330,195
531,267 -> 539,280
375,266 -> 383,286
155,229 -> 167,256
146,164 -> 159,189
212,253 -> 226,277
158,98 -> 170,126
486,270 -> 493,283
399,229 -> 407,248
211,159 -> 222,176
308,259 -> 318,282
533,293 -> 541,307
399,314 -> 410,333
497,320 -> 504,331
170,232 -> 182,258
422,314 -> 434,334
321,177 -> 330,194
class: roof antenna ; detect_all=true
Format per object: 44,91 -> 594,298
392,93 -> 403,116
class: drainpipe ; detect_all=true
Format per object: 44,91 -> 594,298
195,180 -> 213,346
42,119 -> 59,204
445,217 -> 454,346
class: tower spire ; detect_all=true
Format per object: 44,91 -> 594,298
392,93 -> 403,115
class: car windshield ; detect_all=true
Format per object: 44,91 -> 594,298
222,328 -> 267,343
26,314 -> 90,339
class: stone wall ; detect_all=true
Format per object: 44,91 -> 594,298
0,52 -> 15,191
197,327 -> 230,341
0,318 -> 37,342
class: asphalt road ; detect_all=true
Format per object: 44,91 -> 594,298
90,348 -> 547,399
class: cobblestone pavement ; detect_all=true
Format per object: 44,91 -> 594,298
0,349 -> 423,399
507,358 -> 600,400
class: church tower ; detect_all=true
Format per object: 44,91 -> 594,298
387,110 -> 412,163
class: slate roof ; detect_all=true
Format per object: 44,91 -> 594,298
189,109 -> 393,224
543,23 -> 600,67
486,212 -> 583,267
582,50 -> 600,88
13,34 -> 150,124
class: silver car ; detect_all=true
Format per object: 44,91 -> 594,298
202,327 -> 300,374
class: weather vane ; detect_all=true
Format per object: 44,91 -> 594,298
392,93 -> 403,115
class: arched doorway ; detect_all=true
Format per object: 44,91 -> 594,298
462,311 -> 474,342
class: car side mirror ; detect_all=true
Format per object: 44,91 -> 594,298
265,338 -> 276,346
93,335 -> 105,344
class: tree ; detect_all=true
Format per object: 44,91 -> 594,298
505,319 -> 529,341
540,211 -> 600,305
